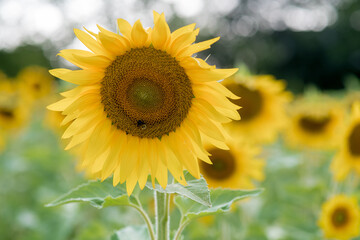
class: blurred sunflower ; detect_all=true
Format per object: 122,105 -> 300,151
331,102 -> 360,181
284,95 -> 344,150
0,79 -> 29,131
17,66 -> 55,103
48,11 -> 239,195
318,195 -> 360,240
222,74 -> 291,144
200,141 -> 264,189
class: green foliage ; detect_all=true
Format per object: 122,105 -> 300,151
111,225 -> 149,240
145,172 -> 211,207
175,188 -> 262,222
47,179 -> 138,209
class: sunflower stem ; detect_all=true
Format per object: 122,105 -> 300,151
155,190 -> 170,240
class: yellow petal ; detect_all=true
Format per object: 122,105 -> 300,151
126,170 -> 138,196
62,110 -> 101,139
167,133 -> 200,179
131,20 -> 148,47
190,111 -> 226,142
162,144 -> 186,185
192,98 -> 231,123
201,133 -> 229,150
72,54 -> 112,70
187,68 -> 238,82
84,120 -> 113,162
156,160 -> 168,189
171,23 -> 196,40
208,81 -> 240,99
120,136 -> 139,183
50,68 -> 104,85
62,93 -> 100,115
169,31 -> 194,55
99,32 -> 128,56
101,133 -> 126,181
73,28 -> 108,56
153,10 -> 161,24
60,84 -> 101,98
65,123 -> 98,150
152,13 -> 170,50
117,18 -> 132,39
174,28 -> 200,57
58,49 -> 95,69
91,147 -> 111,173
180,37 -> 220,57
47,97 -> 74,111
113,165 -> 121,186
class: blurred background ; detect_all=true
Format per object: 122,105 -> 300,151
1,0 -> 360,240
1,0 -> 360,92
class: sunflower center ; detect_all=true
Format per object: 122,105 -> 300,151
0,108 -> 14,119
298,116 -> 331,133
348,123 -> 360,156
331,207 -> 349,228
201,148 -> 236,180
101,47 -> 193,138
228,84 -> 263,121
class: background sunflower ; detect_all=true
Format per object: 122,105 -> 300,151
223,72 -> 292,144
200,141 -> 265,189
318,195 -> 360,240
284,94 -> 345,151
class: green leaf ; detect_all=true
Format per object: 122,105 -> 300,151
145,171 -> 211,207
110,225 -> 150,240
46,178 -> 138,208
175,188 -> 263,222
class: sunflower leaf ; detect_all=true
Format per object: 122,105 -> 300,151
174,188 -> 263,223
111,225 -> 149,240
145,171 -> 211,207
46,178 -> 138,208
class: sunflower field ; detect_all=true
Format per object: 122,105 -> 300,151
1,1 -> 360,240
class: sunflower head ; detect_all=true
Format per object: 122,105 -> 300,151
48,11 -> 239,195
318,195 -> 360,240
222,74 -> 292,144
284,95 -> 345,151
331,101 -> 360,181
200,141 -> 264,189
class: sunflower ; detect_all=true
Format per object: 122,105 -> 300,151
0,78 -> 29,131
17,66 -> 55,103
318,195 -> 360,240
284,95 -> 345,151
48,11 -> 239,195
200,141 -> 264,189
222,74 -> 292,144
331,102 -> 360,181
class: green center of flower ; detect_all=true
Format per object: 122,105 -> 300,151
101,47 -> 193,139
331,207 -> 349,228
299,115 -> 331,133
127,77 -> 165,112
228,84 -> 263,122
201,148 -> 236,180
348,123 -> 360,156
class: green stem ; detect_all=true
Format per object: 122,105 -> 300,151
130,204 -> 156,240
155,191 -> 170,240
173,219 -> 190,240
